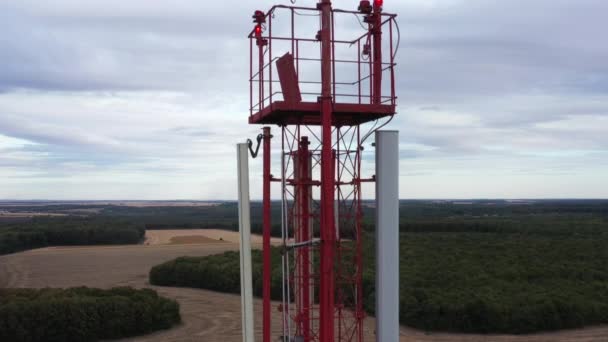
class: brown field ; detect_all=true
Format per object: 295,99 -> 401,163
145,229 -> 284,245
0,229 -> 607,342
169,235 -> 227,244
110,201 -> 221,208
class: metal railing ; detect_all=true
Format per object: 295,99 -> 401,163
249,5 -> 398,116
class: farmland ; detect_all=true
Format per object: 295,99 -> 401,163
1,229 -> 608,341
0,200 -> 607,341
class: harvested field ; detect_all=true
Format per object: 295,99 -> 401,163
169,235 -> 226,244
111,201 -> 221,208
145,229 -> 283,245
0,230 -> 606,341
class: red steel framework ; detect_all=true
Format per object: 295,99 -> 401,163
248,1 -> 397,341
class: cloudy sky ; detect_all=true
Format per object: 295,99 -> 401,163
0,0 -> 606,200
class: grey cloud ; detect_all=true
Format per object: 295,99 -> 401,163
0,0 -> 606,198
0,5 -> 250,93
0,113 -> 126,152
168,126 -> 215,137
399,150 -> 426,159
396,0 -> 608,101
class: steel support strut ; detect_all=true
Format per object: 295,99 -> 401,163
296,137 -> 312,341
257,27 -> 265,111
372,3 -> 383,105
319,1 -> 335,341
262,127 -> 272,342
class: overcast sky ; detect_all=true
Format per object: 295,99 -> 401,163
0,0 -> 606,200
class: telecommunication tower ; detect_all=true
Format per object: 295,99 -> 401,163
242,1 -> 399,341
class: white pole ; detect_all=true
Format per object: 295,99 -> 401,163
238,143 -> 255,342
375,130 -> 399,342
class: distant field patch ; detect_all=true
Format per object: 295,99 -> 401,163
144,229 -> 282,245
169,235 -> 227,244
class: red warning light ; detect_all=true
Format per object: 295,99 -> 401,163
374,0 -> 383,8
255,25 -> 262,34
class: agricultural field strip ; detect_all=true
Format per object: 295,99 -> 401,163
2,225 -> 608,341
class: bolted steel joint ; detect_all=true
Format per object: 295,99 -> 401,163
362,43 -> 371,56
256,37 -> 268,47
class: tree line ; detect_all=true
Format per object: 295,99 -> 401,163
149,214 -> 608,334
0,287 -> 180,342
0,217 -> 145,255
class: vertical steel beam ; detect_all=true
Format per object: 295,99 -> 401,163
319,75 -> 335,338
375,130 -> 399,342
262,127 -> 272,342
301,137 -> 311,342
372,5 -> 383,104
258,34 -> 265,111
238,143 -> 255,342
269,15 -> 273,104
295,136 -> 312,341
319,1 -> 335,342
389,18 -> 395,105
250,38 -> 253,115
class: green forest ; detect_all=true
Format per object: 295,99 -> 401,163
0,217 -> 145,255
150,208 -> 608,334
3,200 -> 608,333
0,287 -> 180,342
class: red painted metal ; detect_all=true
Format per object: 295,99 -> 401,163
258,38 -> 264,112
372,3 -> 383,104
262,126 -> 272,342
247,2 -> 397,341
319,2 -> 335,340
295,136 -> 312,341
249,101 -> 395,126
276,53 -> 302,104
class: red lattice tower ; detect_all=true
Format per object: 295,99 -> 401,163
249,1 -> 397,341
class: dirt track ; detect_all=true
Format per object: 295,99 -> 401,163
1,230 -> 607,341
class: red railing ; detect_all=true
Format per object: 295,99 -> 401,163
249,5 -> 398,116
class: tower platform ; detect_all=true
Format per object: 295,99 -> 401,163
249,4 -> 398,129
249,101 -> 395,126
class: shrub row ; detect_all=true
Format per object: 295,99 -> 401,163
0,287 -> 180,342
150,249 -> 284,300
